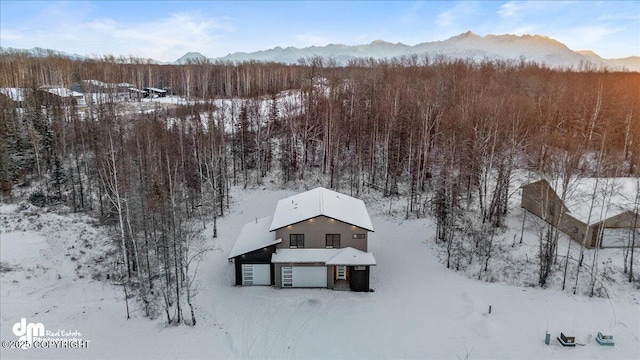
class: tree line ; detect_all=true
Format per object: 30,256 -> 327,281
1,54 -> 638,322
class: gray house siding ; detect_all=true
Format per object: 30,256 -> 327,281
558,213 -> 588,245
274,215 -> 368,251
521,179 -> 570,227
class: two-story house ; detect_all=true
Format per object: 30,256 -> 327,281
228,187 -> 376,292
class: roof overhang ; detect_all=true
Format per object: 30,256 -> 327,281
228,216 -> 282,259
271,247 -> 376,266
326,247 -> 376,266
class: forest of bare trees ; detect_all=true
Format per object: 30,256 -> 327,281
1,53 -> 638,323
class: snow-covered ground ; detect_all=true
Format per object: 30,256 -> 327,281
1,186 -> 639,359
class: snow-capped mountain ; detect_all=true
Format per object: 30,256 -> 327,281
0,46 -> 87,61
577,50 -> 640,72
608,56 -> 640,71
4,32 -> 638,72
209,32 -> 639,71
174,51 -> 208,64
0,46 -> 167,65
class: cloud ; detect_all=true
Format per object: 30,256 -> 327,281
0,29 -> 23,42
498,1 -> 520,17
499,1 -> 579,18
554,25 -> 623,49
2,11 -> 234,61
84,12 -> 232,60
435,10 -> 454,27
435,2 -> 481,29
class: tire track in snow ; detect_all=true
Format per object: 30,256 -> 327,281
236,293 -> 326,359
284,298 -> 319,359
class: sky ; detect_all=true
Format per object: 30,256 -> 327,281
1,1 -> 638,62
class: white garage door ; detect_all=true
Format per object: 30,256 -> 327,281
242,264 -> 271,285
282,266 -> 327,288
601,229 -> 633,248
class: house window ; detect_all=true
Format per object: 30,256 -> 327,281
326,234 -> 341,248
290,234 -> 304,248
352,233 -> 365,239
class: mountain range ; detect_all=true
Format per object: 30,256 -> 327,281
206,32 -> 639,71
2,32 -> 638,72
0,46 -> 87,61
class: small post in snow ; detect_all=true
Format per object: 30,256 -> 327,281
488,305 -> 492,314
545,320 -> 550,345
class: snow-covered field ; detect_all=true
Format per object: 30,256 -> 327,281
1,186 -> 639,359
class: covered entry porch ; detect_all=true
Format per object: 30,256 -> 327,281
271,247 -> 376,292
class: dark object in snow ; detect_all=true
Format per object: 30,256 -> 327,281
557,332 -> 576,347
28,191 -> 47,207
544,331 -> 550,345
596,332 -> 614,346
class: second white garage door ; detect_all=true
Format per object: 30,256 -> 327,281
282,266 -> 327,288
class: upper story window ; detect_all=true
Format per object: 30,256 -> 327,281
290,234 -> 304,248
326,234 -> 341,248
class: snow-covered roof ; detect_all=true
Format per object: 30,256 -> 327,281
41,87 -> 84,98
83,79 -> 107,87
228,216 -> 282,259
145,87 -> 167,93
326,247 -> 376,266
83,80 -> 133,89
557,178 -> 639,225
269,187 -> 374,231
0,88 -> 26,102
271,247 -> 376,266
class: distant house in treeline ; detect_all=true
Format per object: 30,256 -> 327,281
81,80 -> 134,93
128,87 -> 148,100
79,80 -> 135,104
521,179 -> 639,248
144,87 -> 167,98
38,86 -> 85,106
127,87 -> 167,99
0,88 -> 27,108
